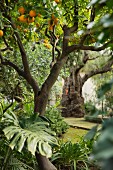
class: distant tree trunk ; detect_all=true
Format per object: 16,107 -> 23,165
61,70 -> 85,117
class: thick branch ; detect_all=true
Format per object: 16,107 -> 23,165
82,57 -> 113,85
34,56 -> 68,114
67,40 -> 113,54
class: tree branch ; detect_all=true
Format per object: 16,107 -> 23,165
66,40 -> 113,54
0,52 -> 26,78
7,16 -> 31,76
82,57 -> 113,85
2,16 -> 40,94
90,6 -> 96,22
0,51 -> 39,94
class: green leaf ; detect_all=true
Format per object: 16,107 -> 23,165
3,112 -> 57,157
17,134 -> 26,152
98,79 -> 113,98
42,142 -> 52,158
27,135 -> 39,155
39,140 -> 46,156
84,125 -> 98,140
9,133 -> 21,150
3,126 -> 20,140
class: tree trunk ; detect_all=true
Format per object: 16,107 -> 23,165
34,91 -> 57,170
61,71 -> 85,117
35,152 -> 57,170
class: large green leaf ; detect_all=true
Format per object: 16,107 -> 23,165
2,112 -> 58,157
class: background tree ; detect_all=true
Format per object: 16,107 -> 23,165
0,0 -> 113,170
61,50 -> 113,117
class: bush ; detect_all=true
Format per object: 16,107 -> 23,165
51,138 -> 98,170
45,106 -> 69,136
84,101 -> 99,116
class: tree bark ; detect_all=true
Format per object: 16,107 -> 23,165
61,71 -> 85,117
34,93 -> 57,170
35,152 -> 57,170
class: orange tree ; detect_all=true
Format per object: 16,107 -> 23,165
0,0 -> 113,170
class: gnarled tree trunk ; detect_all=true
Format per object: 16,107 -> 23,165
61,70 -> 85,117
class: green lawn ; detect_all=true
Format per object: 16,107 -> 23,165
61,127 -> 87,143
61,118 -> 99,143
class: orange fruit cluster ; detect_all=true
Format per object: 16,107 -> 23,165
18,7 -> 41,24
48,14 -> 59,31
0,30 -> 3,37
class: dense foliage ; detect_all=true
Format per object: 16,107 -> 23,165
1,0 -> 113,170
45,106 -> 69,136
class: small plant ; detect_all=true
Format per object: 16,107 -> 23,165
51,138 -> 96,170
45,106 -> 69,136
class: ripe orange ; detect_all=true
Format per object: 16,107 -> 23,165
0,30 -> 3,37
44,39 -> 48,43
29,10 -> 36,17
18,7 -> 25,14
54,18 -> 59,25
51,14 -> 55,20
24,29 -> 28,33
28,17 -> 35,23
38,13 -> 41,17
45,44 -> 51,49
49,25 -> 53,31
54,0 -> 60,3
18,15 -> 27,22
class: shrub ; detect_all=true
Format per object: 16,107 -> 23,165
84,101 -> 98,116
51,138 -> 97,170
45,106 -> 69,136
